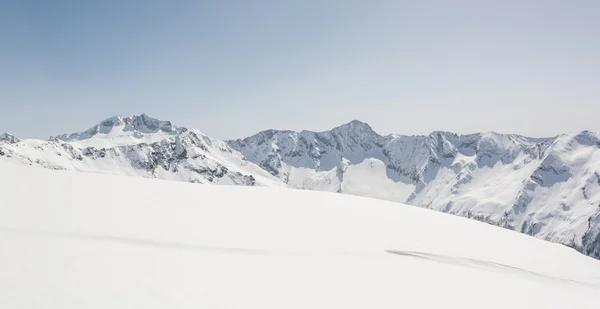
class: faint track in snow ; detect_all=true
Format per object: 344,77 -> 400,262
2,225 -> 598,288
386,250 -> 600,288
0,226 -> 282,255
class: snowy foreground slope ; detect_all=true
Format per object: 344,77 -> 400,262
1,161 -> 599,308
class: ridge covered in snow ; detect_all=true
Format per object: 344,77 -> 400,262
50,114 -> 187,148
1,161 -> 599,308
1,115 -> 600,260
228,121 -> 600,259
0,114 -> 282,187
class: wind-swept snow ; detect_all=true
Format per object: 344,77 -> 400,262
0,160 -> 599,308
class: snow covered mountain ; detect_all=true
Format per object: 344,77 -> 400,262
0,132 -> 20,144
50,114 -> 185,144
2,114 -> 600,260
0,114 -> 281,186
229,121 -> 600,259
1,161 -> 599,308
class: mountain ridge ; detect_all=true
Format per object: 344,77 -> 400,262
1,114 -> 599,259
227,120 -> 600,260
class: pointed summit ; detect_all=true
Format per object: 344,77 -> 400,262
0,133 -> 20,144
572,130 -> 600,147
330,119 -> 377,136
333,119 -> 371,129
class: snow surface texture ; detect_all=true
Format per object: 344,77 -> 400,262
1,160 -> 599,308
2,114 -> 600,260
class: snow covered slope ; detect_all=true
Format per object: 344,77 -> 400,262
229,122 -> 600,259
1,161 -> 599,308
2,115 -> 600,260
0,114 -> 282,186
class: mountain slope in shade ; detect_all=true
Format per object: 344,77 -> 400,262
228,122 -> 600,259
1,161 -> 599,308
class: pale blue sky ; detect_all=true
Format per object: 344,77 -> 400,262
1,0 -> 599,139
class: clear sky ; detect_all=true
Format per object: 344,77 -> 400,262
1,0 -> 599,140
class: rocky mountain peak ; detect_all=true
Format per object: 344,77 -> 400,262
572,130 -> 600,147
330,119 -> 378,137
0,133 -> 20,144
